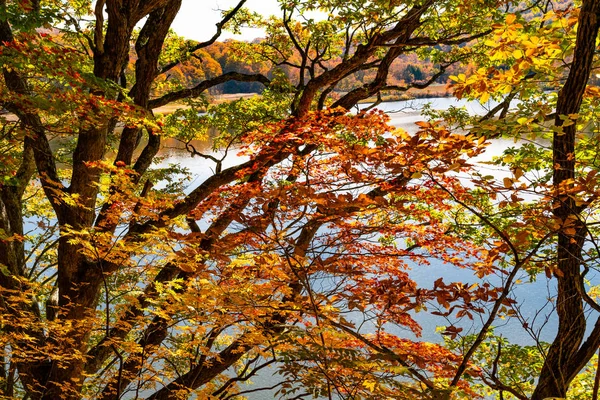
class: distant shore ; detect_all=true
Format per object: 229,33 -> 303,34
154,84 -> 452,114
1,86 -> 453,118
153,93 -> 257,114
357,84 -> 452,104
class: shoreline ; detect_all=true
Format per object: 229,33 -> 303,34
356,84 -> 452,104
1,87 -> 454,119
153,85 -> 453,115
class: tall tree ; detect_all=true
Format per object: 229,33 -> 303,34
0,1 -> 505,398
533,0 -> 600,398
4,0 -> 600,399
449,0 -> 600,398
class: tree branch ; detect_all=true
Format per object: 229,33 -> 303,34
156,0 -> 248,76
148,71 -> 270,109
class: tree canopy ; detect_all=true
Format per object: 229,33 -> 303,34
1,0 -> 600,399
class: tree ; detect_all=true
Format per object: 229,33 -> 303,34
447,1 -> 600,398
2,1 -> 600,400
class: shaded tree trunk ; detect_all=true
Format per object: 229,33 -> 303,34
532,1 -> 600,398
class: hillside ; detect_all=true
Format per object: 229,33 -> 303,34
150,34 -> 466,99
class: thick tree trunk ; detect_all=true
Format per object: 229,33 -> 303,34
114,0 -> 182,166
532,1 -> 600,399
0,1 -> 178,398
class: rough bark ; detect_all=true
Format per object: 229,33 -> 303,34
115,0 -> 182,166
0,1 -> 182,398
532,1 -> 600,398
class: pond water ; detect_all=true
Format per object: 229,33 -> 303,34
155,97 -> 593,398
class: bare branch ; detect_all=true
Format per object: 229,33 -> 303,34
148,71 -> 270,109
157,0 -> 248,76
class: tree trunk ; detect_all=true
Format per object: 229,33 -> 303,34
532,1 -> 600,398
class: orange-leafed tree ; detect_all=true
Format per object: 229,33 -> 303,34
3,1 -> 600,400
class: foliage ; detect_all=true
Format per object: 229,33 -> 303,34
1,1 -> 600,400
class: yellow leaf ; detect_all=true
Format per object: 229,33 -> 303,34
513,49 -> 523,59
362,380 -> 377,391
506,14 -> 517,25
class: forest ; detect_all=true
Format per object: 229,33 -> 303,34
1,0 -> 600,399
149,38 -> 459,96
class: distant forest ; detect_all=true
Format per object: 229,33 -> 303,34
151,37 -> 467,96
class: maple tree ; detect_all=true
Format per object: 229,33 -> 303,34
1,0 -> 600,399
